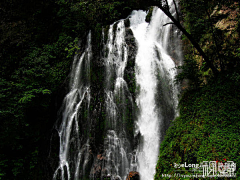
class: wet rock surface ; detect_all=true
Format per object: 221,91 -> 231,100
126,171 -> 140,180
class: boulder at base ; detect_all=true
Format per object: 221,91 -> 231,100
126,171 -> 140,180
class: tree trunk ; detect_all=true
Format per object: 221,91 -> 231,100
153,1 -> 219,76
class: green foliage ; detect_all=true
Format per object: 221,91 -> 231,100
146,6 -> 154,23
0,0 -> 77,178
155,77 -> 240,179
179,0 -> 240,79
77,0 -> 123,25
65,37 -> 80,58
175,54 -> 203,88
180,0 -> 209,42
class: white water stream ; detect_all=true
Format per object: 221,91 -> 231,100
130,3 -> 181,180
102,20 -> 131,180
53,32 -> 92,180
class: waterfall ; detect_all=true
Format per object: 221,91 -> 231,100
52,2 -> 182,179
129,3 -> 181,180
100,20 -> 132,180
53,32 -> 92,180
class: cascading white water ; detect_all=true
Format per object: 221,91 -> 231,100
130,2 -> 181,180
53,32 -> 92,180
53,2 -> 182,179
100,20 -> 132,180
130,10 -> 160,180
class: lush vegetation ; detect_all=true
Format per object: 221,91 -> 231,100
177,0 -> 240,82
155,76 -> 240,179
155,0 -> 240,179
